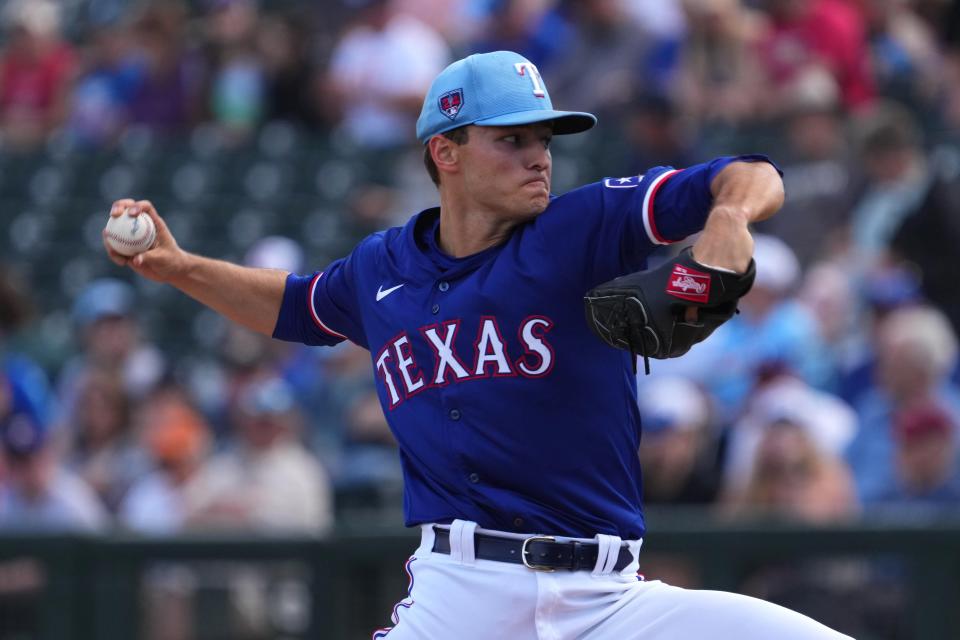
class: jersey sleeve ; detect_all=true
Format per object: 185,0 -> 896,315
638,154 -> 781,247
536,154 -> 780,287
272,251 -> 367,349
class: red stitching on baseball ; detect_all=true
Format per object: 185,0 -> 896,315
106,227 -> 154,249
106,232 -> 151,246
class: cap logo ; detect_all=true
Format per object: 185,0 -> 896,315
514,62 -> 546,97
666,263 -> 710,303
438,89 -> 464,120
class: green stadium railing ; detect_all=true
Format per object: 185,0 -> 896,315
0,511 -> 958,639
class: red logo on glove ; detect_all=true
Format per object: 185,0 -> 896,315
666,264 -> 710,303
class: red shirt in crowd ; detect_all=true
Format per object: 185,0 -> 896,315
760,0 -> 875,110
0,42 -> 76,123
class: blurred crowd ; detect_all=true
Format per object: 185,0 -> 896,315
2,0 -> 960,540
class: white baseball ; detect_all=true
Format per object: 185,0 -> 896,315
104,209 -> 157,257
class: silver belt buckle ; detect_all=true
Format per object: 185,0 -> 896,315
521,535 -> 557,572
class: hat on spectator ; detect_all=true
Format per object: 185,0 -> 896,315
3,0 -> 60,38
895,403 -> 955,444
751,234 -> 800,294
783,66 -> 840,116
637,376 -> 708,433
0,406 -> 46,460
417,51 -> 596,144
72,278 -> 135,328
239,377 -> 296,417
144,400 -> 210,464
750,376 -> 857,456
864,265 -> 922,311
243,236 -> 304,274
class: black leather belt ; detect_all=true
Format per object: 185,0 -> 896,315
432,527 -> 633,572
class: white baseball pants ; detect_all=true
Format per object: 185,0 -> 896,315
372,521 -> 853,640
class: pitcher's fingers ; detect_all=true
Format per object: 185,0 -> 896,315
134,199 -> 169,236
131,199 -> 156,215
110,199 -> 136,218
102,231 -> 130,266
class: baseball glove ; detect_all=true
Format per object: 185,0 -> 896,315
583,247 -> 756,374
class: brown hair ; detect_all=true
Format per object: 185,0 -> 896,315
423,127 -> 469,187
0,267 -> 32,334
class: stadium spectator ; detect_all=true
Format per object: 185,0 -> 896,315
196,236 -> 330,441
0,267 -> 55,430
627,0 -> 687,43
944,0 -> 960,133
56,278 -> 165,427
637,376 -> 720,505
829,262 -> 923,405
468,0 -> 572,77
64,17 -> 144,148
182,376 -> 333,534
872,401 -> 960,508
889,154 -> 960,337
863,0 -> 943,121
846,101 -> 929,266
757,0 -> 875,112
754,68 -> 857,267
621,93 -> 698,176
312,342 -> 402,497
724,417 -> 858,523
544,0 -> 652,119
796,262 -> 867,395
844,98 -> 960,334
64,370 -> 150,513
125,1 -> 205,133
846,305 -> 960,503
0,0 -> 76,151
722,368 -> 857,494
0,405 -> 108,532
202,0 -> 266,143
119,389 -> 211,534
325,0 -> 451,148
255,11 -> 325,128
673,0 -> 766,133
394,0 -> 471,45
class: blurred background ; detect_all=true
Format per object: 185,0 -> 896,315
1,0 -> 959,638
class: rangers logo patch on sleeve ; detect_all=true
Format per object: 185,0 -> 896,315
438,89 -> 464,120
666,263 -> 710,303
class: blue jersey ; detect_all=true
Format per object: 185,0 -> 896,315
274,155 -> 774,539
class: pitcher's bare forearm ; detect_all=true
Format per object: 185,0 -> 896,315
692,161 -> 785,273
171,253 -> 287,336
104,198 -> 288,337
709,160 -> 784,224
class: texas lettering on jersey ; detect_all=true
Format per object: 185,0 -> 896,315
374,315 -> 554,409
272,155 -> 777,538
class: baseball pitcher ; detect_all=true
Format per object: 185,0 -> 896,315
104,51 -> 850,639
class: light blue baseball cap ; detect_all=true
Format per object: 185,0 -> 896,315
416,51 -> 597,144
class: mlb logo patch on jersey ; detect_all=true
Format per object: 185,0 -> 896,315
603,175 -> 642,189
439,89 -> 464,120
666,263 -> 711,303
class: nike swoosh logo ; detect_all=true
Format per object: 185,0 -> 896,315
376,283 -> 405,302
